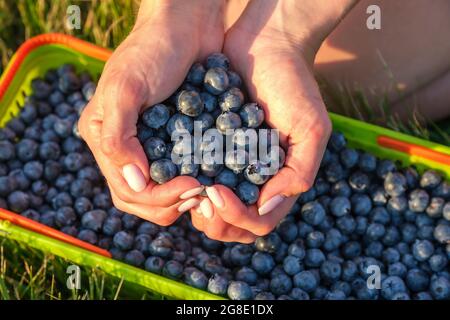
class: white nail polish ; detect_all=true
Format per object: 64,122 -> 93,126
200,198 -> 214,219
178,198 -> 201,213
179,186 -> 205,199
122,164 -> 146,192
258,194 -> 285,216
205,186 -> 225,209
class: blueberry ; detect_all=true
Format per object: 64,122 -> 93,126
433,224 -> 450,243
16,139 -> 38,162
77,229 -> 98,245
58,72 -> 80,93
420,170 -> 442,190
371,207 -> 391,225
183,268 -> 208,290
230,244 -> 253,266
39,211 -> 56,227
412,239 -> 434,261
219,87 -> 244,112
7,191 -> 30,212
276,219 -> 298,243
244,161 -> 269,185
304,249 -> 326,268
39,142 -> 61,160
250,252 -> 274,276
283,256 -> 303,276
161,260 -> 183,279
305,230 -> 325,248
0,177 -> 13,197
177,155 -> 199,177
206,53 -> 230,70
293,270 -> 318,293
55,206 -> 77,227
348,171 -> 370,193
255,233 -> 281,254
166,113 -> 194,135
150,159 -> 178,184
227,281 -> 253,300
430,275 -> 450,300
81,209 -> 107,232
405,268 -> 429,292
21,208 -> 40,221
330,196 -> 351,217
216,112 -> 242,134
194,112 -> 215,132
54,102 -> 73,118
53,118 -> 73,138
301,201 -> 326,226
433,182 -> 450,200
62,136 -> 84,153
270,274 -> 292,297
9,169 -> 31,190
324,162 -> 345,183
200,157 -> 224,178
137,123 -> 154,144
74,197 -> 93,216
177,90 -> 204,117
61,225 -> 78,237
330,180 -> 351,197
197,174 -> 213,187
113,231 -> 134,251
388,262 -> 408,278
236,266 -> 258,285
144,137 -> 167,161
351,194 -> 372,216
426,197 -> 445,218
225,150 -> 248,174
366,223 -> 386,241
320,260 -> 342,284
214,168 -> 238,188
227,70 -> 242,88
414,292 -> 433,300
123,250 -> 145,267
149,237 -> 173,258
204,67 -> 229,95
339,148 -> 359,169
235,181 -> 259,205
144,256 -> 165,274
328,132 -> 346,152
122,213 -> 141,230
187,62 -> 206,85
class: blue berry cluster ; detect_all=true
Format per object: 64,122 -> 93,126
1,65 -> 449,300
137,53 -> 285,205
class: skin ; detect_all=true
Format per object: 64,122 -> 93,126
79,0 -> 448,242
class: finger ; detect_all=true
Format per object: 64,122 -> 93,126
98,71 -> 150,191
110,188 -> 200,226
197,197 -> 258,243
208,185 -> 288,236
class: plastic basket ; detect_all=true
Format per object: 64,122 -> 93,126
0,33 -> 449,300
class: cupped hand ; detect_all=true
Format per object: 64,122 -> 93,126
201,3 -> 332,238
79,1 -> 227,226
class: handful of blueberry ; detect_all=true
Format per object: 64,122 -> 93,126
136,53 -> 285,205
0,63 -> 449,301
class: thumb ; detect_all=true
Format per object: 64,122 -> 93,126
99,70 -> 151,191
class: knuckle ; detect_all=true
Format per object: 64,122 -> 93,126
101,135 -> 123,158
255,224 -> 275,237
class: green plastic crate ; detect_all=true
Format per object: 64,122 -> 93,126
0,34 -> 449,300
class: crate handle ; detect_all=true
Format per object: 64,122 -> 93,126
0,208 -> 111,258
377,135 -> 450,166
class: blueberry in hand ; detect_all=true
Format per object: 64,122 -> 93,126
187,62 -> 206,85
236,181 -> 259,205
204,67 -> 229,95
216,111 -> 242,134
177,90 -> 204,117
166,113 -> 194,135
141,104 -> 170,129
219,87 -> 244,112
225,150 -> 248,174
239,103 -> 264,128
144,137 -> 167,161
244,161 -> 269,185
200,92 -> 218,113
178,155 -> 199,177
215,169 -> 238,189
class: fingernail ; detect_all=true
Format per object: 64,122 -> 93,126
178,198 -> 201,213
180,186 -> 205,199
258,194 -> 285,216
200,198 -> 214,219
122,164 -> 147,192
205,186 -> 225,209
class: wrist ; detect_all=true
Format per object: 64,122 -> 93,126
135,0 -> 225,34
231,0 -> 358,62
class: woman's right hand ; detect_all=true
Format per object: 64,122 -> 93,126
78,0 -> 225,226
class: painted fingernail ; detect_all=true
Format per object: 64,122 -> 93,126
180,186 -> 205,199
205,186 -> 225,209
178,198 -> 201,213
122,164 -> 147,192
200,198 -> 214,219
258,194 -> 285,216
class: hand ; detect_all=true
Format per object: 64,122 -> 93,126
197,1 -> 359,239
79,0 -> 226,226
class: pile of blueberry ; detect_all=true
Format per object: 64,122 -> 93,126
0,64 -> 450,300
137,53 -> 285,205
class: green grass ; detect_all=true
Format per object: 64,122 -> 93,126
0,0 -> 449,301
